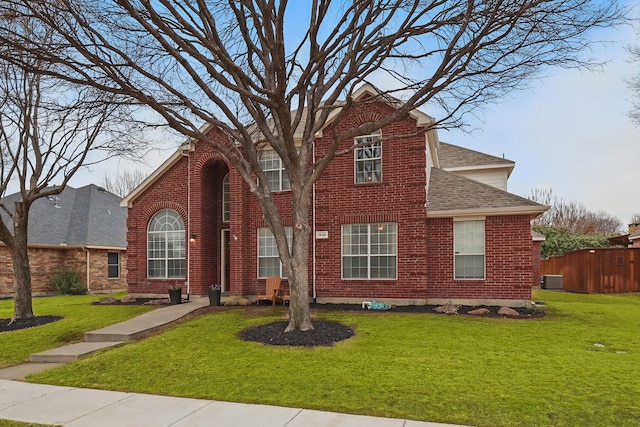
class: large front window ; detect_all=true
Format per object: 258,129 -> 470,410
147,209 -> 186,278
342,223 -> 397,279
258,227 -> 292,278
259,150 -> 290,191
454,220 -> 485,279
355,130 -> 382,183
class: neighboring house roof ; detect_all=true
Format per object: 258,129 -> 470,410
1,184 -> 126,248
427,168 -> 547,217
438,142 -> 515,177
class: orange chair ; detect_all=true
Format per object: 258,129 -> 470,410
256,277 -> 289,305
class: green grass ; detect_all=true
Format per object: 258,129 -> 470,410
0,294 -> 155,368
0,421 -> 55,427
25,290 -> 640,426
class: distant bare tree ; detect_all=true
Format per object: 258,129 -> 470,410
0,13 -> 147,321
0,1 -> 623,331
529,188 -> 622,235
630,213 -> 640,225
102,169 -> 147,198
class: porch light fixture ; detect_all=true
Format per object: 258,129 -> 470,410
190,234 -> 197,242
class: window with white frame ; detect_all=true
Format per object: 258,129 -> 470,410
454,220 -> 485,279
147,209 -> 186,278
107,252 -> 120,279
342,222 -> 397,279
354,129 -> 382,183
257,226 -> 293,278
259,150 -> 290,191
222,173 -> 230,222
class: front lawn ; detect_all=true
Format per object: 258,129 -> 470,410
0,294 -> 155,368
26,290 -> 640,426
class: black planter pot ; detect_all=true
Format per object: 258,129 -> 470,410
208,288 -> 221,306
169,288 -> 182,305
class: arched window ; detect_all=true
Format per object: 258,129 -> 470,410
222,173 -> 230,222
147,209 -> 185,278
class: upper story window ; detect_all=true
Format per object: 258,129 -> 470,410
147,209 -> 185,279
354,129 -> 382,183
222,173 -> 230,222
454,220 -> 485,279
259,150 -> 290,192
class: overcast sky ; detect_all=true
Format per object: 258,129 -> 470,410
69,5 -> 640,228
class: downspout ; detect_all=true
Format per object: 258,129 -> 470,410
82,247 -> 90,292
181,147 -> 191,299
312,141 -> 317,302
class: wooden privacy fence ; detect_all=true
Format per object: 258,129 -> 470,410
541,248 -> 640,294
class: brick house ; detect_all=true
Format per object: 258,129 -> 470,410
122,84 -> 546,307
0,185 -> 127,296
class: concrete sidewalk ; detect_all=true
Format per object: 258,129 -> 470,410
0,380 -> 467,427
0,298 -> 473,427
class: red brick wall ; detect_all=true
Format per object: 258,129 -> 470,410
0,246 -> 126,296
126,100 -> 536,304
426,216 -> 533,301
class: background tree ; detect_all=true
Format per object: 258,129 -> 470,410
0,0 -> 623,331
0,14 -> 146,321
533,225 -> 610,258
529,188 -> 623,235
102,169 -> 148,198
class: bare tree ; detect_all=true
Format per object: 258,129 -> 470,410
630,213 -> 640,225
0,0 -> 623,331
0,14 -> 147,321
102,169 -> 148,198
529,188 -> 622,235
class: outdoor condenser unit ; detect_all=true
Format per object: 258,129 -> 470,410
542,275 -> 563,290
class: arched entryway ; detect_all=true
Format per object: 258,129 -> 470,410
198,159 -> 230,293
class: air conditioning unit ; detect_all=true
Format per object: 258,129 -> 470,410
542,275 -> 563,290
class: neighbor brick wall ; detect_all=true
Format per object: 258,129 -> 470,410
0,246 -> 126,296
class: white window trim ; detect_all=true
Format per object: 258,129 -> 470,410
222,173 -> 230,222
107,252 -> 120,279
354,129 -> 383,184
147,209 -> 186,279
257,226 -> 293,278
341,222 -> 398,280
258,150 -> 290,192
453,219 -> 486,280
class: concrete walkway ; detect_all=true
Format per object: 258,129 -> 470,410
0,298 -> 473,427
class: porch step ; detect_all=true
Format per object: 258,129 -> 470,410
29,342 -> 123,363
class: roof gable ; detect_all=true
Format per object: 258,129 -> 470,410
427,168 -> 547,217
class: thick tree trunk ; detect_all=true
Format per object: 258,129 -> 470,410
12,241 -> 34,320
284,185 -> 313,332
11,203 -> 34,321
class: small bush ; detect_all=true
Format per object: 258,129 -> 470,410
50,268 -> 87,295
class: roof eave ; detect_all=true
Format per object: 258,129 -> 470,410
427,206 -> 548,218
120,142 -> 195,208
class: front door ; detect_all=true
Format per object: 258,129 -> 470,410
221,229 -> 230,292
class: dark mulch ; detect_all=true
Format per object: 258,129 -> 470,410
0,315 -> 63,333
310,303 -> 544,317
240,320 -> 354,347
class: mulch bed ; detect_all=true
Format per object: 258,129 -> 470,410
240,320 -> 354,347
0,315 -> 63,332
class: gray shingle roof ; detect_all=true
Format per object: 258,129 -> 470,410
438,142 -> 514,169
427,168 -> 546,216
1,185 -> 126,247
